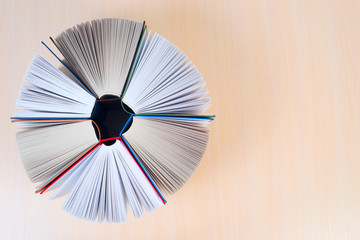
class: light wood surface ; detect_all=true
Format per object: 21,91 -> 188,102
1,0 -> 360,239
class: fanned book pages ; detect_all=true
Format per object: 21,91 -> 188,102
15,55 -> 96,119
51,19 -> 144,98
122,32 -> 210,114
12,18 -> 214,223
15,120 -> 98,182
122,116 -> 211,195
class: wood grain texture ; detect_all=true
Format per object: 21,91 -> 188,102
1,0 -> 360,239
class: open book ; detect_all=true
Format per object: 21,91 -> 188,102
13,18 -> 214,223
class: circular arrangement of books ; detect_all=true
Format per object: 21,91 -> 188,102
12,18 -> 214,223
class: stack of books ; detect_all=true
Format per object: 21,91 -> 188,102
12,18 -> 214,223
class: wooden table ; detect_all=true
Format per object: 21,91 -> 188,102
1,0 -> 360,239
